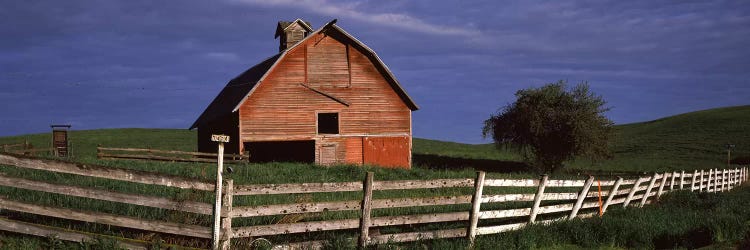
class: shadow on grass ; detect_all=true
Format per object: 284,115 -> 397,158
413,153 -> 532,173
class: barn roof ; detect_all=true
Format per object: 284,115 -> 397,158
189,54 -> 281,129
190,19 -> 418,130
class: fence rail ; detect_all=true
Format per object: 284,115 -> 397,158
0,153 -> 214,248
0,152 -> 747,250
224,167 -> 749,249
0,140 -> 53,156
96,145 -> 247,164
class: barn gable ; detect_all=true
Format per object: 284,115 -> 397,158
190,19 -> 417,131
191,19 -> 417,168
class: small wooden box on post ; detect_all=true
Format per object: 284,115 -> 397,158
50,125 -> 71,157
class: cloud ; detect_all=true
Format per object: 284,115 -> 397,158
203,52 -> 241,62
228,0 -> 480,36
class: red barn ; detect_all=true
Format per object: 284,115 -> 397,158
190,19 -> 418,168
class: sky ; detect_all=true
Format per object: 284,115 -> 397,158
1,0 -> 749,144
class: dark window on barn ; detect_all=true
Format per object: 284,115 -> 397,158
318,113 -> 339,134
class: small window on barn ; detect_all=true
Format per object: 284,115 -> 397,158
318,113 -> 339,134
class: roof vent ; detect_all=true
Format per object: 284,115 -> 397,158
275,19 -> 314,52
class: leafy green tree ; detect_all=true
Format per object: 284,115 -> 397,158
482,80 -> 613,172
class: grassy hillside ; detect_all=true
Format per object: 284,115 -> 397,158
570,105 -> 750,172
1,105 -> 748,174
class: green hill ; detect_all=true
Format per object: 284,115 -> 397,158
1,105 -> 748,173
573,105 -> 750,172
413,105 -> 750,173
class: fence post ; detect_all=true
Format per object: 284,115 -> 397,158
656,173 -> 668,199
707,169 -> 713,192
669,172 -> 676,191
358,172 -> 374,248
700,169 -> 706,192
623,177 -> 644,208
220,179 -> 234,250
690,170 -> 697,191
739,168 -> 743,185
468,171 -> 486,245
681,170 -> 686,190
569,176 -> 595,219
714,168 -> 719,193
722,169 -> 727,192
736,168 -> 740,187
640,173 -> 659,207
602,177 -> 622,214
529,175 -> 548,223
211,140 -> 225,250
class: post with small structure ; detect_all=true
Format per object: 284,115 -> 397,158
210,134 -> 230,250
468,171 -> 486,245
50,125 -> 72,157
358,172 -> 374,248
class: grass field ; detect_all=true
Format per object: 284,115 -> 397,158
0,105 -> 748,249
1,105 -> 748,174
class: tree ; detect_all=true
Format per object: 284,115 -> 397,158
482,80 -> 613,173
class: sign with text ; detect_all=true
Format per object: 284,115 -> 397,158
210,134 -> 230,143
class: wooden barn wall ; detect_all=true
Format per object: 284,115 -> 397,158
197,112 -> 240,154
238,32 -> 411,141
363,136 -> 410,168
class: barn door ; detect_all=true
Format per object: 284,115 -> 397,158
318,144 -> 338,166
363,136 -> 410,168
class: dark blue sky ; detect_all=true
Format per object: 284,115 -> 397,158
1,0 -> 749,143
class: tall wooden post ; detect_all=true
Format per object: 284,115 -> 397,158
358,172 -> 374,248
468,171 -> 486,245
220,179 -> 234,250
569,176 -> 594,219
640,173 -> 658,207
210,134 -> 229,250
602,177 -> 622,213
529,175 -> 548,223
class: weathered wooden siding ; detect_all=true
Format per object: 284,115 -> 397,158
238,31 -> 412,168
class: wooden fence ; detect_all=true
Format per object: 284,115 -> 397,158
0,153 -> 214,249
96,145 -> 247,164
0,151 -> 748,249
220,167 -> 749,249
0,141 -> 53,156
